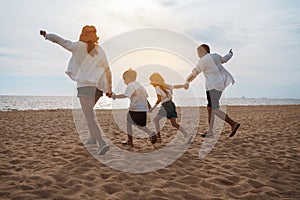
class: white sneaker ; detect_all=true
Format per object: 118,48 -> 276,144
98,144 -> 110,155
186,134 -> 193,144
86,138 -> 97,145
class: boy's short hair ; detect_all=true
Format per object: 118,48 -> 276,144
123,68 -> 137,81
197,44 -> 210,53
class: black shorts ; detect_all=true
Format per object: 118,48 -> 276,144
158,100 -> 178,119
77,86 -> 103,102
206,89 -> 222,110
127,111 -> 147,127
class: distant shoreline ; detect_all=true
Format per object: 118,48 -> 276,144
1,104 -> 300,112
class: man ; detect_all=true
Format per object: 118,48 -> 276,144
185,44 -> 240,137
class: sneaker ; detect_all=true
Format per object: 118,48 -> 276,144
98,144 -> 110,155
201,132 -> 213,138
150,132 -> 157,144
186,134 -> 193,144
86,138 -> 97,145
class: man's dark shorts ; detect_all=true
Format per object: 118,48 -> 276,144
206,89 -> 222,110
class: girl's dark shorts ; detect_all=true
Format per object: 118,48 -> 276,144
127,111 -> 147,127
158,100 -> 178,119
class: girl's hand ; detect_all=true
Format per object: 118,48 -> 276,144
40,30 -> 46,37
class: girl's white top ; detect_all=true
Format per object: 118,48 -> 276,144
155,86 -> 173,104
45,33 -> 109,91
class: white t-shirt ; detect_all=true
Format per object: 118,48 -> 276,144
155,86 -> 173,104
45,33 -> 109,91
124,81 -> 149,112
194,53 -> 234,91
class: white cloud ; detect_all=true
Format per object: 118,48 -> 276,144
0,0 -> 299,97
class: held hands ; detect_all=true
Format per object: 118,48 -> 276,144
184,82 -> 189,89
40,30 -> 46,37
106,92 -> 113,98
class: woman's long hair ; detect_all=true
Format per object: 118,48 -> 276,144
79,25 -> 99,56
149,73 -> 172,96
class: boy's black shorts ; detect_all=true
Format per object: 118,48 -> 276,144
127,111 -> 147,127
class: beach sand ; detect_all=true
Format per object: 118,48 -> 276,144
0,105 -> 299,199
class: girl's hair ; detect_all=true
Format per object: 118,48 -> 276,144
79,25 -> 99,55
149,73 -> 172,95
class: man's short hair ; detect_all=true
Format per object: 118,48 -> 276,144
197,44 -> 210,53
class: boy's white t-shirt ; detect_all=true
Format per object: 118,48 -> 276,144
155,85 -> 173,104
124,81 -> 149,112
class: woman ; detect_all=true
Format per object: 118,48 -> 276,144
40,25 -> 112,155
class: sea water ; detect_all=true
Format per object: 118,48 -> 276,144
0,96 -> 299,111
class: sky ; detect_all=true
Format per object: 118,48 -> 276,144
0,0 -> 299,98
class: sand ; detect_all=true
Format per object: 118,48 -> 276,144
0,105 -> 299,199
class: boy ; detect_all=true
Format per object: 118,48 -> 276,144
112,68 -> 157,147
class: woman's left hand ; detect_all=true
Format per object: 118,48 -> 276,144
106,92 -> 112,98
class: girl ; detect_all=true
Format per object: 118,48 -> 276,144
40,25 -> 112,155
149,73 -> 191,143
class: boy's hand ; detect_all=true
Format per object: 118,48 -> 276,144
40,30 -> 46,37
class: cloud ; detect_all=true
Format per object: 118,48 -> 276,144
0,0 -> 299,97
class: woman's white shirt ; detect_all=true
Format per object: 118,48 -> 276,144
45,33 -> 109,91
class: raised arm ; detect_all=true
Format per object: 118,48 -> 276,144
221,49 -> 233,64
40,30 -> 76,52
